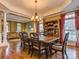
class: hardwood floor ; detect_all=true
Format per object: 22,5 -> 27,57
0,40 -> 79,59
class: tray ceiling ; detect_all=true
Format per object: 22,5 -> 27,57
0,0 -> 72,17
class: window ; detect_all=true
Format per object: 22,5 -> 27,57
64,12 -> 77,42
16,23 -> 21,32
39,20 -> 44,33
39,23 -> 44,32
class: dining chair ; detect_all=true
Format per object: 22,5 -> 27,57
19,32 -> 31,51
30,33 -> 46,59
50,32 -> 69,59
21,32 -> 33,54
22,32 -> 29,47
19,32 -> 23,48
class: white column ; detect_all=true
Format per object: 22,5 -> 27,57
0,12 -> 8,56
0,11 -> 8,47
3,12 -> 7,43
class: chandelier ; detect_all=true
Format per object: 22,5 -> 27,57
31,0 -> 39,22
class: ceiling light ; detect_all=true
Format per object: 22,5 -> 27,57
31,0 -> 40,22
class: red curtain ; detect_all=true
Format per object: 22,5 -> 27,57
75,10 -> 79,48
60,14 -> 65,43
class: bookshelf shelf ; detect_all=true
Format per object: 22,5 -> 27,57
44,19 -> 60,37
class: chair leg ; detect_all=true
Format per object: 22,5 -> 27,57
20,42 -> 23,47
28,44 -> 31,54
28,42 -> 30,54
62,52 -> 64,59
38,50 -> 41,59
30,46 -> 33,57
45,47 -> 49,59
28,46 -> 30,54
65,50 -> 68,59
23,43 -> 25,50
49,45 -> 52,57
30,50 -> 33,57
20,42 -> 24,49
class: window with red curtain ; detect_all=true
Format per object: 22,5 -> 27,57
60,14 -> 65,43
75,10 -> 79,48
64,12 -> 77,46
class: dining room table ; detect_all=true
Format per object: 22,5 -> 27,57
38,35 -> 59,59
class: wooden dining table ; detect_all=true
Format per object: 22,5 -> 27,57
39,35 -> 59,43
38,35 -> 59,59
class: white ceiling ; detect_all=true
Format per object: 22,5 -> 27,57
63,0 -> 79,12
0,0 -> 79,22
0,0 -> 73,17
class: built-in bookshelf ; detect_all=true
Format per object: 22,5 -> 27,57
44,19 -> 60,37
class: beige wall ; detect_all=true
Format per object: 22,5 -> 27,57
45,15 -> 60,22
8,21 -> 17,32
21,23 -> 26,32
